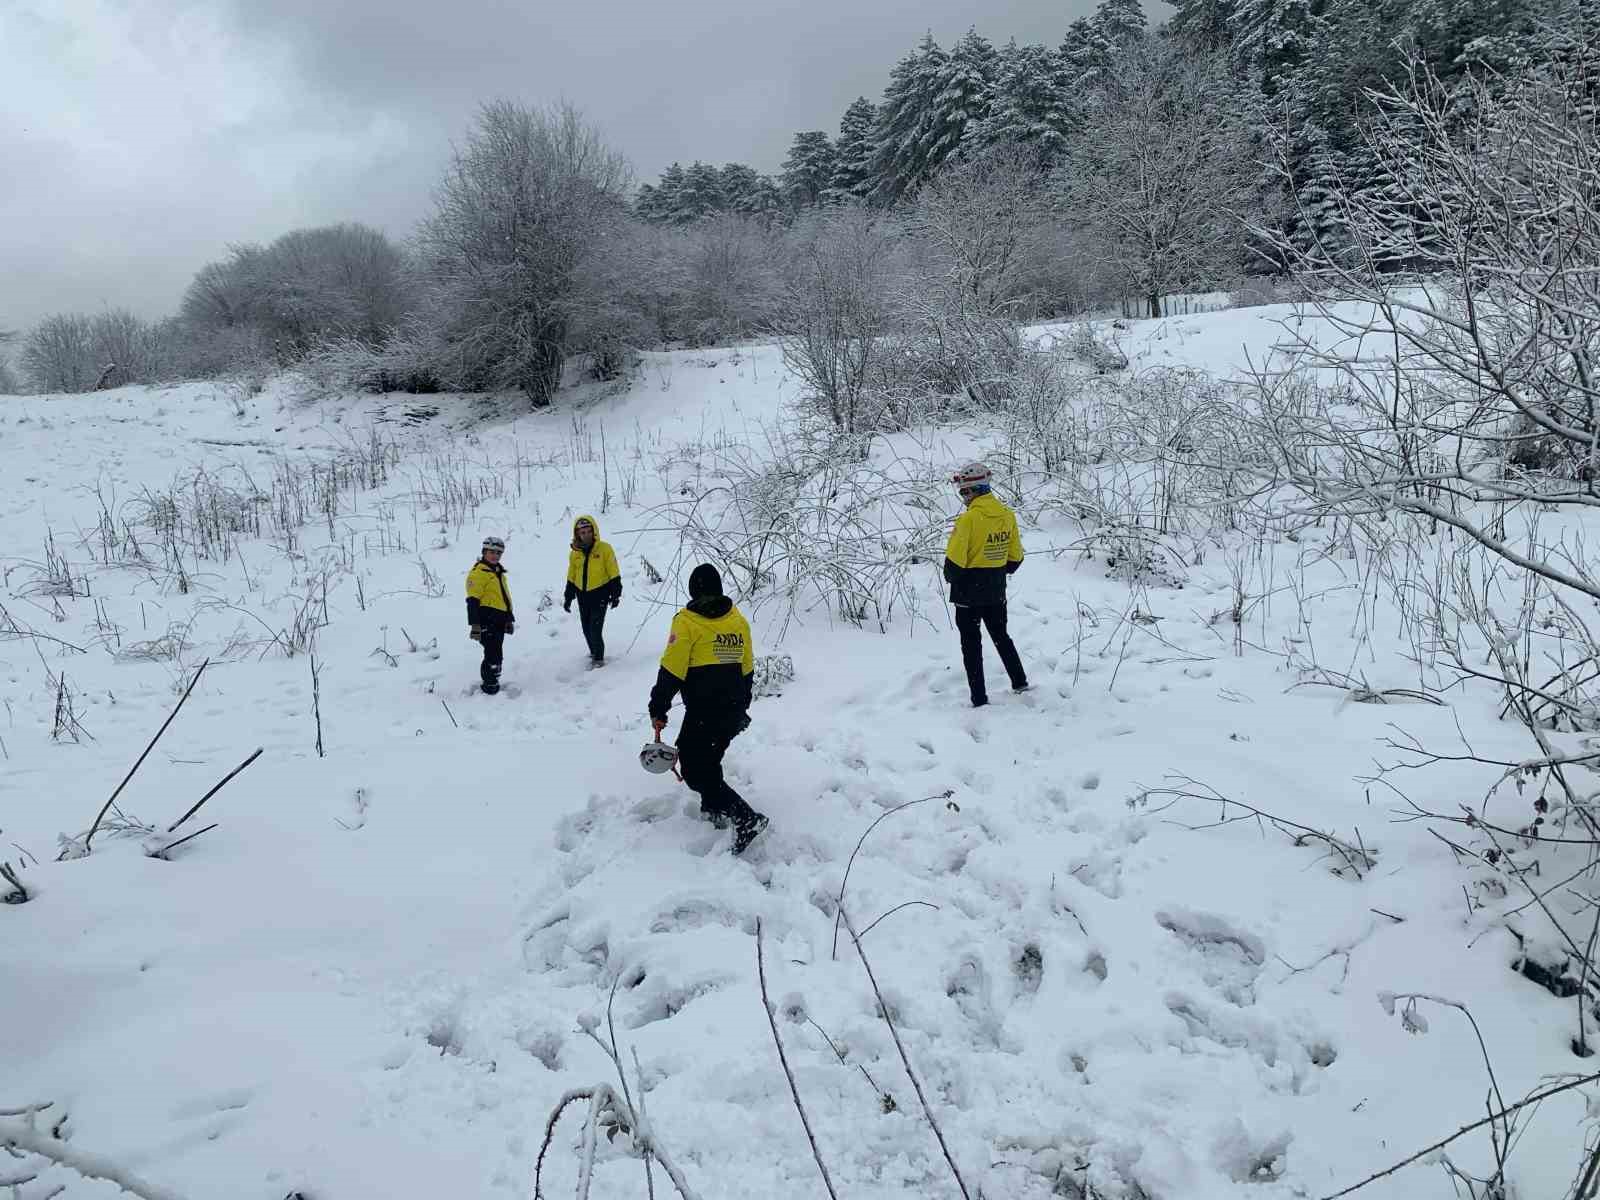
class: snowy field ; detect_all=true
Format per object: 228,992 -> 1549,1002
3,305 -> 1593,1199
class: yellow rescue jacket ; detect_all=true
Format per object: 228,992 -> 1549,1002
465,560 -> 513,621
565,514 -> 622,602
648,596 -> 754,721
944,491 -> 1023,606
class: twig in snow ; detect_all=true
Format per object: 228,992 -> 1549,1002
531,1082 -> 700,1200
831,789 -> 954,960
166,747 -> 263,832
1319,1069 -> 1600,1199
76,657 -> 209,857
310,653 -> 324,758
804,1015 -> 893,1109
441,699 -> 459,728
0,862 -> 27,904
841,907 -> 971,1200
147,823 -> 219,859
1137,773 -> 1376,879
0,1109 -> 191,1200
858,900 -> 940,940
756,920 -> 840,1200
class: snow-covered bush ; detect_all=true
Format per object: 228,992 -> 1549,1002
659,422 -> 944,629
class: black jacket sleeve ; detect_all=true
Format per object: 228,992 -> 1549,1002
1005,559 -> 1021,575
943,557 -> 957,585
466,596 -> 482,624
607,576 -> 623,603
648,667 -> 681,722
563,580 -> 577,606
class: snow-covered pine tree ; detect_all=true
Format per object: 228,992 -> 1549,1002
1228,0 -> 1319,98
633,182 -> 663,222
1091,0 -> 1148,51
1059,16 -> 1098,83
1169,0 -> 1239,50
921,27 -> 999,171
967,40 -> 1077,164
637,163 -> 688,225
827,97 -> 878,203
720,163 -> 781,216
780,131 -> 838,209
869,33 -> 950,204
671,162 -> 726,224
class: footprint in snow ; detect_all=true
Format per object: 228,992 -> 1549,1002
1156,908 -> 1266,1007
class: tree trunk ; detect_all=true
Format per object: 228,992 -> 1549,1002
1147,292 -> 1162,319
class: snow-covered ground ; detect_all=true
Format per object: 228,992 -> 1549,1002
2,308 -> 1592,1199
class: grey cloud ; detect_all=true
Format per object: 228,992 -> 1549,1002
2,0 -> 1166,332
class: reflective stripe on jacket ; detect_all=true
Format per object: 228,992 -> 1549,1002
944,492 -> 1023,606
564,514 -> 622,604
465,560 -> 513,623
648,596 -> 754,721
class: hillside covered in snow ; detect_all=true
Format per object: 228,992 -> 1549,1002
4,304 -> 1598,1200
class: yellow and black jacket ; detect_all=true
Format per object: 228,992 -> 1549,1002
944,491 -> 1023,606
563,514 -> 622,607
465,559 -> 514,626
648,596 -> 754,723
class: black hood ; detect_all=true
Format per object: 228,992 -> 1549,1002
687,595 -> 733,619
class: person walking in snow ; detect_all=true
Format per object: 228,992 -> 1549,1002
944,463 -> 1028,707
465,536 -> 514,694
648,564 -> 769,854
563,515 -> 622,667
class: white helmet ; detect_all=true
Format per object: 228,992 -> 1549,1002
640,741 -> 679,775
951,462 -> 991,488
482,536 -> 506,552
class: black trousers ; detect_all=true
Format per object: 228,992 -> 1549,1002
955,602 -> 1026,702
577,594 -> 609,661
677,715 -> 757,825
478,610 -> 507,686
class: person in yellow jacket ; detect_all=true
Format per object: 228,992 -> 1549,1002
648,563 -> 769,855
944,463 -> 1028,707
563,514 -> 622,667
465,535 -> 514,694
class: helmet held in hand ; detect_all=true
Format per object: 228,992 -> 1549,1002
639,741 -> 679,775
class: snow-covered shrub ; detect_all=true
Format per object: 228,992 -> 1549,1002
659,423 -> 944,629
778,208 -> 908,435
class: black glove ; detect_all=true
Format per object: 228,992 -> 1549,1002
505,621 -> 515,636
736,711 -> 752,734
609,596 -> 619,609
563,600 -> 572,613
469,625 -> 483,641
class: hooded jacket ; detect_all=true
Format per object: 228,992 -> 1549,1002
648,595 -> 754,723
944,491 -> 1023,606
564,514 -> 622,606
465,559 -> 514,624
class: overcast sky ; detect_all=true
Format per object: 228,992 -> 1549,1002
1,0 -> 1168,333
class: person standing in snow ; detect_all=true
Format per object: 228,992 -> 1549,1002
648,564 -> 769,854
465,536 -> 514,694
563,515 -> 622,667
944,463 -> 1028,707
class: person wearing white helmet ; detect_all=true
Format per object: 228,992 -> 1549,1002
465,536 -> 514,694
944,463 -> 1028,707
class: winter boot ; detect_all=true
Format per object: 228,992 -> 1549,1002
732,812 -> 769,855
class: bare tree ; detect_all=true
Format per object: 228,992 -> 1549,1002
1251,46 -> 1600,599
181,225 -> 408,359
777,207 -> 906,433
900,142 -> 1055,405
0,327 -> 18,394
416,100 -> 631,406
1054,39 -> 1254,318
19,313 -> 96,392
